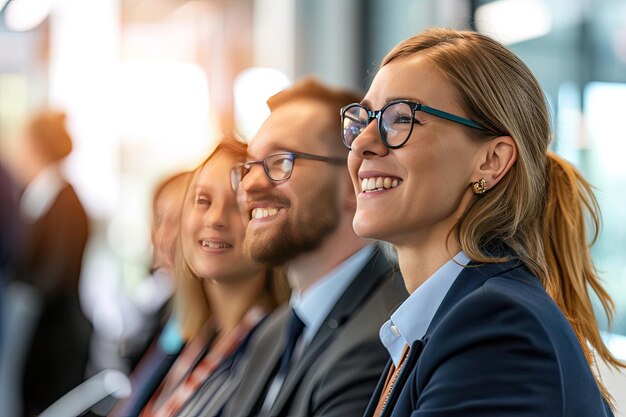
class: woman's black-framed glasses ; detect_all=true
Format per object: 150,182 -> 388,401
340,99 -> 494,149
230,151 -> 345,191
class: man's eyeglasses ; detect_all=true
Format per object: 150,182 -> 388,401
230,151 -> 345,191
340,99 -> 495,150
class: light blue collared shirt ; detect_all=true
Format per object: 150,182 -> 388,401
380,251 -> 470,366
291,245 -> 375,344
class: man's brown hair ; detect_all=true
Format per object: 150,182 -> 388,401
267,77 -> 364,154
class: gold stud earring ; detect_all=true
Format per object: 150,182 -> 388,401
472,178 -> 488,195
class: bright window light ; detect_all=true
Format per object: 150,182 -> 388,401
4,0 -> 53,32
116,62 -> 212,164
234,67 -> 290,140
585,82 -> 626,178
475,0 -> 553,45
602,331 -> 626,361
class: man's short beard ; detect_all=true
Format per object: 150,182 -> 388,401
244,192 -> 340,266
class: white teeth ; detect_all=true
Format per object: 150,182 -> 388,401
251,207 -> 279,219
360,176 -> 402,193
201,241 -> 232,249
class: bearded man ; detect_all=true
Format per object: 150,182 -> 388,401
223,78 -> 407,417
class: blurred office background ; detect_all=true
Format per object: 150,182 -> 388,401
0,0 -> 625,413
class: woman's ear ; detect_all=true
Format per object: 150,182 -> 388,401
473,135 -> 517,189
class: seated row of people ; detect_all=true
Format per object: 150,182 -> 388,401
4,27 -> 623,417
116,28 -> 622,417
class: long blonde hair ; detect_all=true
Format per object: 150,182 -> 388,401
174,136 -> 289,341
382,28 -> 623,403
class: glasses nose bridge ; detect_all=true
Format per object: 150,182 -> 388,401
240,159 -> 272,190
354,109 -> 379,140
366,109 -> 385,143
367,109 -> 380,126
245,160 -> 265,175
350,109 -> 388,155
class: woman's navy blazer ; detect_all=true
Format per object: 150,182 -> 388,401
365,257 -> 614,417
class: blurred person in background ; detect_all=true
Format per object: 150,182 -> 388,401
9,110 -> 92,417
0,160 -> 25,417
119,171 -> 190,371
342,28 -> 623,416
0,160 -> 21,342
223,78 -> 407,417
134,136 -> 288,417
108,172 -> 189,417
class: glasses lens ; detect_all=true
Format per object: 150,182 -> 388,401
380,102 -> 414,147
230,164 -> 244,191
265,154 -> 294,181
342,105 -> 369,148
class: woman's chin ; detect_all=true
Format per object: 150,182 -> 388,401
352,217 -> 385,241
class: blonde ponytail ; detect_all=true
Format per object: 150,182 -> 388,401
542,152 -> 624,402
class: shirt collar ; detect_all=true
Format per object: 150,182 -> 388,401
380,251 -> 470,366
20,164 -> 65,221
290,245 -> 375,344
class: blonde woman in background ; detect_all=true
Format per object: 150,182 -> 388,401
138,136 -> 288,417
341,28 -> 624,416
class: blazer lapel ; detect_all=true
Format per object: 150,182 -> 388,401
270,248 -> 395,415
363,359 -> 393,417
378,340 -> 425,417
378,258 -> 523,416
426,259 -> 521,339
237,308 -> 288,416
364,340 -> 425,417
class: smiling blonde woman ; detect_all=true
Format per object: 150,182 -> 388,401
138,136 -> 288,417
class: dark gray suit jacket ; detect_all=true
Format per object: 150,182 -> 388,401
222,246 -> 407,417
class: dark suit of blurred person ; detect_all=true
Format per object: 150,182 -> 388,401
9,111 -> 91,417
0,161 -> 22,341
